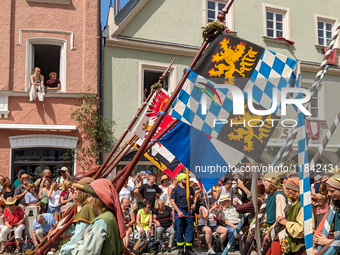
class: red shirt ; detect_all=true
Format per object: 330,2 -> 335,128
4,207 -> 25,225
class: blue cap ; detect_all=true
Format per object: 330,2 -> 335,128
146,170 -> 152,174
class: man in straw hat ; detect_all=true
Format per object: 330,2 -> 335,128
159,175 -> 170,205
72,179 -> 125,255
170,173 -> 197,255
0,197 -> 25,254
47,177 -> 98,255
14,173 -> 30,209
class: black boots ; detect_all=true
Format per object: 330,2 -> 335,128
178,246 -> 185,255
185,246 -> 195,255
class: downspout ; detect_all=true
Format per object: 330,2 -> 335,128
97,0 -> 103,164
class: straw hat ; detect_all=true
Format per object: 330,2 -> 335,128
4,197 -> 17,205
161,175 -> 169,182
219,194 -> 231,202
20,173 -> 29,183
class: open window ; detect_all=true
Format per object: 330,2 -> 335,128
26,38 -> 67,92
139,62 -> 175,107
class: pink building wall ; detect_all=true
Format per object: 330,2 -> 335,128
0,0 -> 98,178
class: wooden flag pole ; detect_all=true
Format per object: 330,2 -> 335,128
93,58 -> 175,179
114,119 -> 179,192
105,135 -> 137,168
115,1 -> 235,193
101,135 -> 138,178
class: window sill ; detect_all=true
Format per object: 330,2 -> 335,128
6,91 -> 94,98
262,36 -> 292,45
26,0 -> 71,5
315,45 -> 340,50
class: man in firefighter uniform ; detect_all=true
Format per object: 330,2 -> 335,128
170,173 -> 197,255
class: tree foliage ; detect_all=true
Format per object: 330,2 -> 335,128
69,87 -> 116,162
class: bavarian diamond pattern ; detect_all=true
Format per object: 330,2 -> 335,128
169,48 -> 299,138
169,71 -> 233,136
243,49 -> 298,116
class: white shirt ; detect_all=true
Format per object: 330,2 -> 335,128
159,185 -> 169,205
198,206 -> 217,227
119,186 -> 133,202
49,190 -> 62,207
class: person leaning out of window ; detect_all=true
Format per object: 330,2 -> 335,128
45,72 -> 61,90
29,67 -> 45,102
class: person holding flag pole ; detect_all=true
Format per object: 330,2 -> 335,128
170,173 -> 197,255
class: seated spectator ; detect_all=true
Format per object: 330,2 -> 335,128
60,181 -> 74,211
0,207 -> 4,230
29,67 -> 45,102
34,169 -> 52,194
218,179 -> 233,204
219,195 -> 238,251
0,176 -> 4,194
315,193 -> 329,227
47,182 -> 62,213
0,197 -> 25,254
198,197 -> 228,254
119,181 -> 134,202
32,214 -> 57,246
313,175 -> 322,195
1,178 -> 14,202
25,183 -> 39,206
153,199 -> 175,253
136,200 -> 152,241
14,174 -> 30,210
38,179 -> 52,213
45,72 -> 61,90
121,198 -> 135,247
56,167 -> 71,189
13,170 -> 26,189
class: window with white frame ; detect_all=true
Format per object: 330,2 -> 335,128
266,10 -> 284,38
139,63 -> 175,106
207,1 -> 227,24
26,38 -> 67,92
318,20 -> 333,46
263,4 -> 290,40
302,85 -> 320,119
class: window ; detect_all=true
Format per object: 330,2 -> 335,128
26,38 -> 67,92
139,62 -> 175,107
143,70 -> 169,102
318,21 -> 333,46
203,0 -> 233,30
34,45 -> 61,85
315,15 -> 338,47
302,84 -> 323,119
266,11 -> 284,38
0,95 -> 9,118
263,4 -> 290,40
207,1 -> 226,23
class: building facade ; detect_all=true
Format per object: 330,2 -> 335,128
0,0 -> 98,180
104,0 -> 340,171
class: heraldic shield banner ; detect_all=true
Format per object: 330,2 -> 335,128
160,32 -> 300,191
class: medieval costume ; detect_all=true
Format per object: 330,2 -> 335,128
72,179 -> 125,255
59,177 -> 97,255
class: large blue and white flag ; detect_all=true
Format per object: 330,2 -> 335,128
161,32 -> 301,189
